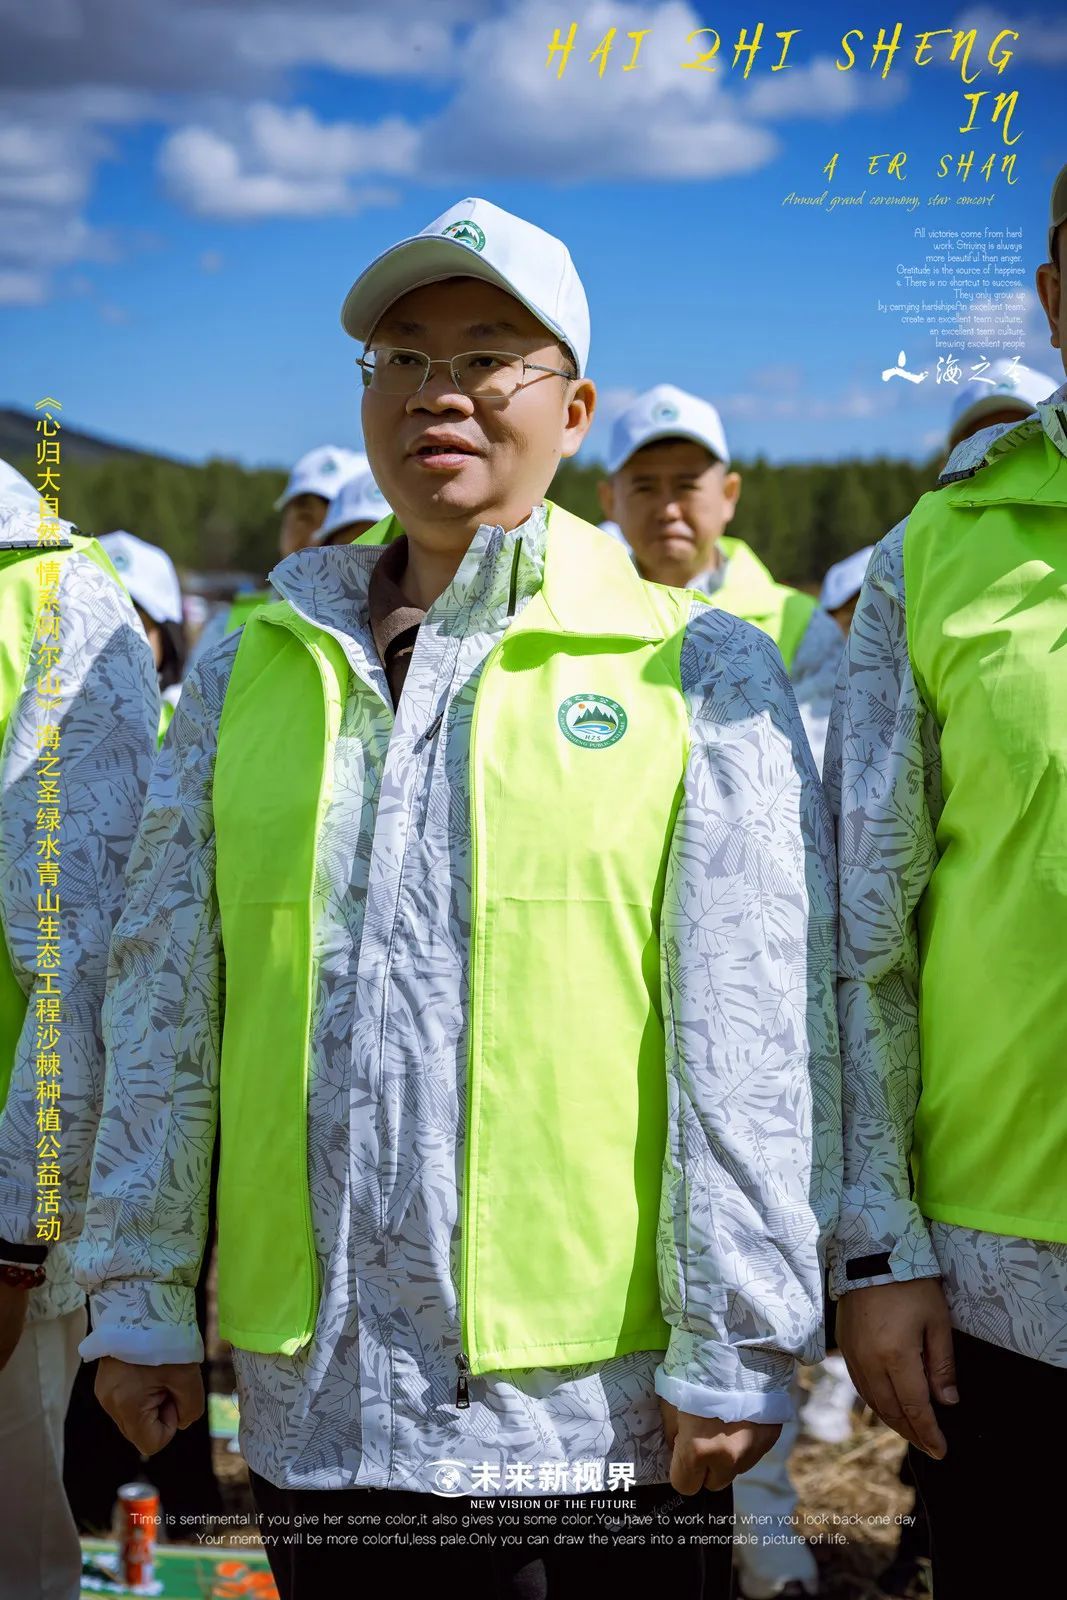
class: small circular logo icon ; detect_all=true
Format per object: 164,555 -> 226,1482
558,694 -> 628,749
427,1459 -> 469,1497
111,552 -> 128,570
651,401 -> 679,423
442,219 -> 486,252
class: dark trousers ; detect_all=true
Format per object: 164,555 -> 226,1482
249,1467 -> 734,1598
908,1327 -> 1065,1599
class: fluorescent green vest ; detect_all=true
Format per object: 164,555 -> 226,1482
225,590 -> 272,634
212,505 -> 700,1368
0,533 -> 121,1110
905,422 -> 1067,1242
708,537 -> 816,673
157,696 -> 175,746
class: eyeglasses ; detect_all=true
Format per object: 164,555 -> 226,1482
357,347 -> 575,398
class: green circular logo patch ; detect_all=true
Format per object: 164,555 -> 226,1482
558,694 -> 628,749
442,219 -> 486,252
651,401 -> 680,423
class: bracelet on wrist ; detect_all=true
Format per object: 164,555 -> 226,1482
0,1262 -> 47,1291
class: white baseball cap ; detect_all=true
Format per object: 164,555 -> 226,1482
607,385 -> 730,474
340,197 -> 590,377
274,446 -> 366,511
821,546 -> 875,613
947,359 -> 1057,447
99,531 -> 184,625
312,467 -> 390,545
0,458 -> 38,508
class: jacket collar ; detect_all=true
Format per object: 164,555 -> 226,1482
0,501 -> 75,550
939,378 -> 1067,486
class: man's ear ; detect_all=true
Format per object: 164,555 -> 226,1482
721,470 -> 742,524
561,378 -> 596,459
1036,261 -> 1062,352
597,476 -> 615,520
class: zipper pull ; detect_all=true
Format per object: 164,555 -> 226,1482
422,710 -> 444,746
455,1351 -> 471,1409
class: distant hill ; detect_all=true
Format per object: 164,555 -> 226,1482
0,407 -> 179,466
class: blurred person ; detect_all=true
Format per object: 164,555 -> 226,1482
99,532 -> 187,743
308,465 -> 389,547
819,547 -> 875,637
77,197 -> 839,1600
0,462 -> 157,1600
599,386 -> 843,767
827,162 -> 1067,1600
186,445 -> 365,671
945,356 -> 1058,452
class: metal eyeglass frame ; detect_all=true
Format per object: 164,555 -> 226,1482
356,347 -> 575,396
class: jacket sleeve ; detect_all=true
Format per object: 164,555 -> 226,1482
73,638 -> 236,1366
790,605 -> 844,776
655,603 -> 841,1424
822,523 -> 942,1298
0,544 -> 158,1277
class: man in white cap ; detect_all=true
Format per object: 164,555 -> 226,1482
276,444 -> 368,556
827,162 -> 1067,1598
79,197 -> 839,1599
944,356 -> 1057,454
310,464 -> 390,547
0,462 -> 157,1598
820,546 -> 875,636
187,445 -> 366,669
99,531 -> 187,742
599,385 -> 843,768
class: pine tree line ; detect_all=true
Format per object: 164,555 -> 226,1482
16,450 -> 942,588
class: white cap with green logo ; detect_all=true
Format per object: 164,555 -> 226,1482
340,197 -> 590,376
607,384 -> 730,474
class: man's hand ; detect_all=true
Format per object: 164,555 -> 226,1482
0,1282 -> 29,1370
836,1278 -> 958,1460
95,1358 -> 205,1456
659,1399 -> 782,1493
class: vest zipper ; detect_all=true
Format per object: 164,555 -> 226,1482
507,536 -> 523,617
455,1351 -> 471,1409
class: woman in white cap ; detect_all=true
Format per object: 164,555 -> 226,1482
99,531 -> 187,743
819,546 -> 876,637
81,196 -> 839,1600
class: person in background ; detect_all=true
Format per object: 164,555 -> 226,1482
819,547 -> 875,638
99,532 -> 187,743
599,385 -> 843,768
944,356 -> 1058,454
187,444 -> 365,670
77,195 -> 839,1600
0,460 -> 158,1600
827,161 -> 1067,1600
308,465 -> 389,547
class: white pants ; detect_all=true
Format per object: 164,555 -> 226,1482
733,1408 -> 820,1599
0,1305 -> 87,1600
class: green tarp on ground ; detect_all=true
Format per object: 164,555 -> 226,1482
81,1537 -> 277,1598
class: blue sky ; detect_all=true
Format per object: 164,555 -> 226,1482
1,0 -> 1064,467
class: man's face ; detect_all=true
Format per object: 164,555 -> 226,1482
601,438 -> 741,587
280,492 -> 329,557
361,277 -> 594,552
1036,224 -> 1066,378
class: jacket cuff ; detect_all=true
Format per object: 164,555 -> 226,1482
81,1282 -> 204,1366
827,1187 -> 941,1299
654,1368 -> 795,1424
658,1329 -> 796,1423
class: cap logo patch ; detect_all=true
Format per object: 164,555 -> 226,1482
651,401 -> 680,423
442,219 -> 486,252
558,694 -> 628,749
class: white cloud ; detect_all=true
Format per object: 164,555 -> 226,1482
159,109 -> 412,218
0,269 -> 48,305
418,0 -> 779,182
745,55 -> 909,119
950,8 -> 1067,64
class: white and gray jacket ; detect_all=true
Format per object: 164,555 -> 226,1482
76,507 -> 840,1492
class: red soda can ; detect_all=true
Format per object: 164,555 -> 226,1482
117,1481 -> 160,1588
